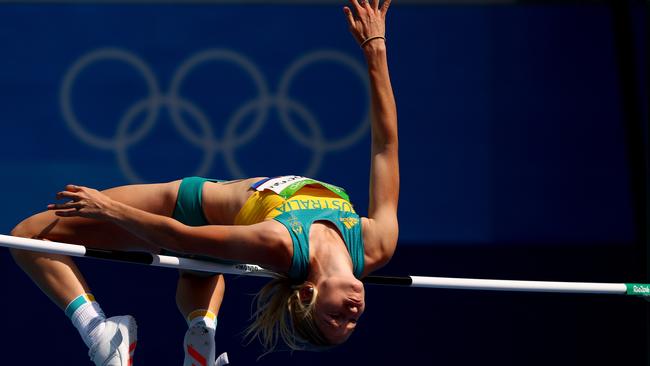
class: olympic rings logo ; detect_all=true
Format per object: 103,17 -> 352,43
60,48 -> 369,182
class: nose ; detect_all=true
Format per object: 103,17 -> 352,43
351,280 -> 364,293
348,305 -> 359,314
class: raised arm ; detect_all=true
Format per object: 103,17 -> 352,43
48,185 -> 291,270
344,0 -> 399,272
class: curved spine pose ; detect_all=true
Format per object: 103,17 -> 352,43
10,0 -> 398,363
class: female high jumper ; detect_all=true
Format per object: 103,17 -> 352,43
9,1 -> 397,365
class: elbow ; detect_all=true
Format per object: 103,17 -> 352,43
372,129 -> 398,148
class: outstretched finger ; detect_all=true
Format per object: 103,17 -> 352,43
371,0 -> 380,11
381,0 -> 392,16
55,209 -> 81,217
65,184 -> 82,192
343,6 -> 355,27
48,202 -> 83,211
56,191 -> 80,201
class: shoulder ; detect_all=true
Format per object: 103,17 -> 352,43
361,217 -> 398,276
251,219 -> 293,273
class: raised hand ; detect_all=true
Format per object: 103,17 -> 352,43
48,184 -> 116,220
343,0 -> 391,48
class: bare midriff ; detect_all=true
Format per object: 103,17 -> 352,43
200,177 -> 266,225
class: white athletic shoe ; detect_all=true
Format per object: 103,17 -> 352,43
88,315 -> 137,366
183,324 -> 229,366
215,352 -> 229,366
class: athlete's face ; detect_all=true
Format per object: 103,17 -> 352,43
313,276 -> 366,344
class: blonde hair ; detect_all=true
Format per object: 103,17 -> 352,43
244,277 -> 331,354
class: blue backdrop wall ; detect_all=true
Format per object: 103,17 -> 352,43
0,3 -> 646,365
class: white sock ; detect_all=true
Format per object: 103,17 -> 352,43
66,294 -> 106,349
187,309 -> 217,330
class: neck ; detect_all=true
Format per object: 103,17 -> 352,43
307,222 -> 355,285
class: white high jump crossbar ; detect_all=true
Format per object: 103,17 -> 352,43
1,234 -> 648,299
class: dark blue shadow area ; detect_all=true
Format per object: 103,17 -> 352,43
0,244 -> 646,365
0,2 -> 646,366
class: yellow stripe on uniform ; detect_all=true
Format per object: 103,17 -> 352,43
235,186 -> 355,225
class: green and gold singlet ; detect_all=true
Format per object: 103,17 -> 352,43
235,176 -> 365,282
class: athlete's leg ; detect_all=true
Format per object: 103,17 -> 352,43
179,272 -> 227,366
11,180 -> 229,365
10,181 -> 183,364
172,177 -> 228,365
10,181 -> 180,309
176,272 -> 225,319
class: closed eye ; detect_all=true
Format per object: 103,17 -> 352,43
328,313 -> 344,326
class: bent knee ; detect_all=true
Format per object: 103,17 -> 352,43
9,217 -> 52,263
11,220 -> 32,239
10,209 -> 63,240
10,216 -> 42,239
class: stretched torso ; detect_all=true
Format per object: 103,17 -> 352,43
199,176 -> 369,277
200,177 -> 263,225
